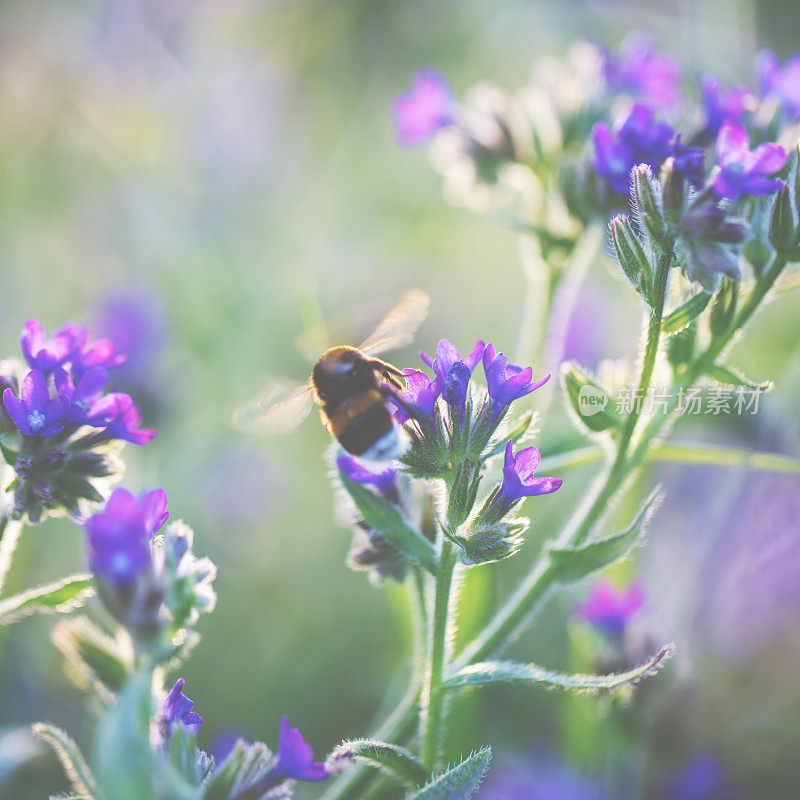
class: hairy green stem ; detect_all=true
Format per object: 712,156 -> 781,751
420,540 -> 456,771
0,516 -> 23,598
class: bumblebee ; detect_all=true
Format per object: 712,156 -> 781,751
233,289 -> 429,462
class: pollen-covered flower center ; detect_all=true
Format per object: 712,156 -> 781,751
27,410 -> 45,431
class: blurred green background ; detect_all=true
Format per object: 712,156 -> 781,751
1,1 -> 800,798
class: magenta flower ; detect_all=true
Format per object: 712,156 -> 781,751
393,69 -> 455,146
603,33 -> 682,108
575,580 -> 644,638
757,49 -> 800,118
87,392 -> 156,444
337,453 -> 398,501
700,75 -> 754,136
498,440 -> 562,507
712,119 -> 787,201
275,715 -> 329,782
21,320 -> 87,375
160,678 -> 203,740
85,487 -> 167,583
2,370 -> 67,437
420,339 -> 484,408
482,343 -> 549,422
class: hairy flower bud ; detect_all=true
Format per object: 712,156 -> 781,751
562,363 -> 621,434
769,181 -> 798,251
632,164 -> 666,246
609,215 -> 653,304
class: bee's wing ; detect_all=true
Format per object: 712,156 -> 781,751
358,288 -> 430,356
231,378 -> 315,435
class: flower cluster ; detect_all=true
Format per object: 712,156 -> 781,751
0,319 -> 155,523
334,338 -> 560,571
85,487 -> 215,642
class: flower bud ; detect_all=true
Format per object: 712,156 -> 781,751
609,215 -> 653,304
632,164 -> 666,246
709,278 -> 739,340
660,157 -> 685,223
456,521 -> 527,566
667,323 -> 697,370
769,181 -> 798,251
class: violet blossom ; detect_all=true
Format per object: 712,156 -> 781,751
393,69 -> 456,146
160,678 -> 203,741
482,343 -> 549,424
575,580 -> 644,639
420,338 -> 484,408
2,370 -> 67,437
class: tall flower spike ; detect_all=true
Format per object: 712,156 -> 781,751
275,716 -> 330,782
393,69 -> 456,146
2,370 -> 67,437
712,118 -> 787,201
420,339 -> 484,408
160,678 -> 203,741
482,343 -> 549,424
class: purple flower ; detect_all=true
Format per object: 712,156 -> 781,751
591,104 -> 674,194
275,715 -> 329,782
484,440 -> 562,520
337,453 -> 398,501
420,339 -> 484,408
712,119 -> 787,201
21,320 -> 87,375
482,343 -> 549,422
700,75 -> 753,136
70,337 -> 125,380
393,69 -> 455,146
161,678 -> 203,740
54,366 -> 109,424
575,580 -> 644,638
87,392 -> 156,444
386,368 -> 441,426
603,33 -> 682,108
757,49 -> 800,118
85,488 -> 156,582
664,754 -> 741,800
671,135 -> 706,186
2,370 -> 67,437
85,487 -> 167,583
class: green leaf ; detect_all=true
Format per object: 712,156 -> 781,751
329,739 -> 428,789
406,748 -> 492,800
547,488 -> 660,583
0,439 -> 18,467
52,617 -> 131,698
33,723 -> 99,800
663,291 -> 711,333
444,645 -> 673,693
561,363 -> 621,434
340,476 -> 438,573
0,575 -> 93,625
706,363 -> 773,390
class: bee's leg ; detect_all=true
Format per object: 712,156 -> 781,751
367,357 -> 406,389
379,384 -> 421,421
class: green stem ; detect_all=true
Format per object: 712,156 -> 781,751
420,541 -> 456,771
0,516 -> 23,598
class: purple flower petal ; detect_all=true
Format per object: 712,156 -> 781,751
276,716 -> 329,782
